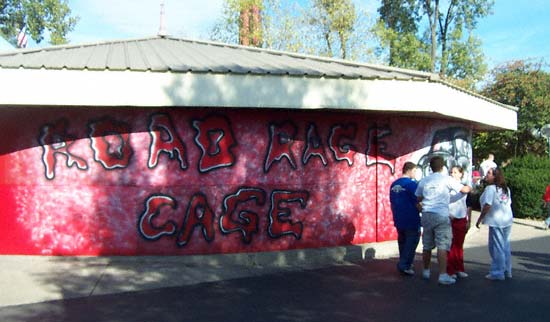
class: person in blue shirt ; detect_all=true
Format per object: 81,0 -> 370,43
390,162 -> 421,275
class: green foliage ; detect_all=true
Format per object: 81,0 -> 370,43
0,0 -> 78,45
376,0 -> 492,83
475,60 -> 550,162
445,28 -> 487,89
373,21 -> 431,71
210,0 -> 376,61
503,154 -> 550,219
308,0 -> 357,59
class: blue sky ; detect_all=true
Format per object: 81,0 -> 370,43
3,0 -> 549,70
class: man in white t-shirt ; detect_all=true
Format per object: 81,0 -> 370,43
415,156 -> 471,285
479,153 -> 497,178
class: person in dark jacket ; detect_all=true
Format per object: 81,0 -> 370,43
390,162 -> 421,276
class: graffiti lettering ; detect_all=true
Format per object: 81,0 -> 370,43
138,194 -> 178,240
303,123 -> 328,166
148,113 -> 188,169
39,114 -> 398,179
264,121 -> 298,172
366,125 -> 396,174
39,119 -> 88,180
219,187 -> 266,243
176,193 -> 216,247
328,123 -> 357,166
138,187 -> 309,246
192,114 -> 238,173
89,118 -> 133,169
268,190 -> 309,239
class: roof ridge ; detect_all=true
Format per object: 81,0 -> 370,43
0,35 -> 162,57
0,35 -> 438,80
161,36 -> 440,80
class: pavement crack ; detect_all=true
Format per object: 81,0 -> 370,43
88,262 -> 109,297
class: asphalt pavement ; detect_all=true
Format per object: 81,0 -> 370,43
0,213 -> 549,322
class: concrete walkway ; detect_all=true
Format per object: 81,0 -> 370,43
1,212 -> 548,307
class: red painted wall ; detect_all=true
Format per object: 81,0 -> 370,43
0,107 -> 471,255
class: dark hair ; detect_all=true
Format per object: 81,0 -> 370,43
451,166 -> 464,174
488,168 -> 509,196
430,156 -> 445,172
402,162 -> 417,173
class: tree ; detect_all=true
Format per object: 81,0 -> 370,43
307,0 -> 356,59
234,0 -> 263,47
210,0 -> 376,61
474,60 -> 550,163
376,0 -> 492,85
211,0 -> 297,49
375,0 -> 431,70
0,0 -> 78,46
421,0 -> 493,77
445,26 -> 487,89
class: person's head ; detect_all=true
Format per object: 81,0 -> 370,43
487,153 -> 495,161
450,166 -> 464,181
485,167 -> 508,194
429,156 -> 445,173
402,162 -> 417,178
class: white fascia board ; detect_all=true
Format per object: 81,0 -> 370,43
364,79 -> 517,130
0,68 -> 516,130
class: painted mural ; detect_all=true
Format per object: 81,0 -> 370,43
0,107 -> 471,255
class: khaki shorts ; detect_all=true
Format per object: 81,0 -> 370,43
421,212 -> 452,251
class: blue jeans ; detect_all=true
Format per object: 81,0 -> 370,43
397,228 -> 421,271
488,225 -> 512,278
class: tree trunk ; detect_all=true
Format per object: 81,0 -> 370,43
239,9 -> 250,46
250,5 -> 262,47
325,32 -> 333,57
439,0 -> 457,77
424,0 -> 439,73
339,31 -> 347,59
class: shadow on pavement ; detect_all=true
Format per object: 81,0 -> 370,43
1,237 -> 549,322
1,244 -> 370,307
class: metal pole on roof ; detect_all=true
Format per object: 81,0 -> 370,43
158,1 -> 167,37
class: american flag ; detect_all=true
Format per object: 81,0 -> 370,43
17,26 -> 28,48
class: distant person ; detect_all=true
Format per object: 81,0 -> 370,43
476,168 -> 513,280
471,170 -> 482,188
543,185 -> 550,230
479,153 -> 497,179
447,166 -> 471,279
390,162 -> 421,276
415,157 -> 471,285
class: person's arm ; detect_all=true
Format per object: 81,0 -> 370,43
449,191 -> 463,203
416,196 -> 423,212
460,185 -> 471,194
476,204 -> 491,228
466,206 -> 472,231
449,177 -> 471,194
476,186 -> 494,228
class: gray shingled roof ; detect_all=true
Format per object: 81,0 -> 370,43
0,35 -> 438,81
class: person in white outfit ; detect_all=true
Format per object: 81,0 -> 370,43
476,167 -> 513,280
479,153 -> 497,179
415,157 -> 471,285
447,166 -> 471,279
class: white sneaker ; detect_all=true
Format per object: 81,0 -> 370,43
457,272 -> 469,278
403,268 -> 415,275
485,274 -> 505,281
505,271 -> 512,279
422,269 -> 430,280
438,274 -> 456,285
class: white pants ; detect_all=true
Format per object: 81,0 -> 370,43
488,225 -> 512,278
